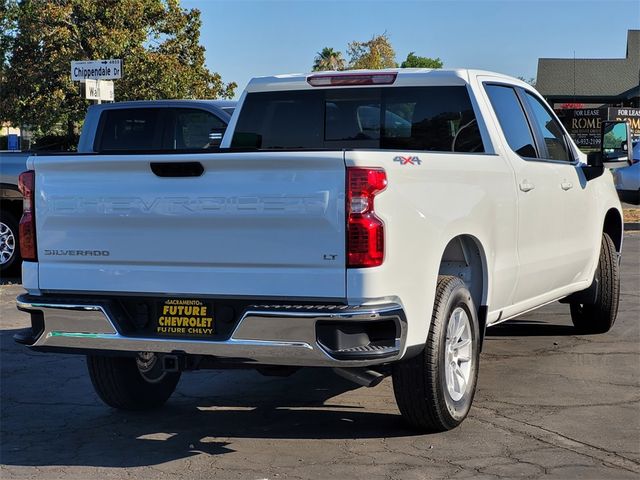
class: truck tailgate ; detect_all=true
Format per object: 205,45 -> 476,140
33,151 -> 346,298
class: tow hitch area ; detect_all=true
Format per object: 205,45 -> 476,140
136,352 -> 188,380
161,354 -> 182,373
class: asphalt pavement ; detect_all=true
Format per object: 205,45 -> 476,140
1,233 -> 639,480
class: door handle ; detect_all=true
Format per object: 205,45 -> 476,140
519,180 -> 535,192
561,181 -> 573,191
150,162 -> 204,177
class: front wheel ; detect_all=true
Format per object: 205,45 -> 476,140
392,275 -> 480,431
87,353 -> 181,410
570,232 -> 620,334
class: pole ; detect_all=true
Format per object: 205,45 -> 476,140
573,50 -> 576,101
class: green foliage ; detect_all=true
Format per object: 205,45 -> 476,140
0,0 -> 236,138
400,52 -> 442,69
517,76 -> 536,87
312,47 -> 346,71
347,33 -> 397,70
0,0 -> 18,82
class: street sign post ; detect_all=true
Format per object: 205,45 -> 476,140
82,79 -> 115,103
71,59 -> 122,81
72,59 -> 120,103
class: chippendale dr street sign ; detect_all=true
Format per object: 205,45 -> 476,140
71,59 -> 122,81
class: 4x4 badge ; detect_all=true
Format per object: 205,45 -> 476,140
393,156 -> 422,165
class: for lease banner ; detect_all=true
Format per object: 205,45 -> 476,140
555,107 -> 640,148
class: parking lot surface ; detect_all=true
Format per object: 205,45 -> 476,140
1,233 -> 638,480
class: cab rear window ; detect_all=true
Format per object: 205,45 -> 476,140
231,86 -> 484,153
97,108 -> 161,151
95,108 -> 227,152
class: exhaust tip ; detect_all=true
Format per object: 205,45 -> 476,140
333,367 -> 386,388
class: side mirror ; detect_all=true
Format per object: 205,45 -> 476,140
599,120 -> 632,169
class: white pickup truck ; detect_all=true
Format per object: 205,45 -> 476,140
14,69 -> 630,432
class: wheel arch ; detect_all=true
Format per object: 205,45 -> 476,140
603,208 -> 623,253
437,234 -> 489,341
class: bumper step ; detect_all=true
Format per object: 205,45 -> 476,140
332,343 -> 398,359
13,328 -> 39,346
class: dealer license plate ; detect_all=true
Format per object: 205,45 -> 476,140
155,298 -> 215,337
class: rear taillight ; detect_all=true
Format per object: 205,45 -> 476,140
18,170 -> 37,261
347,167 -> 387,268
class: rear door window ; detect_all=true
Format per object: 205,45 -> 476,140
168,109 -> 228,150
232,86 -> 484,152
485,85 -> 538,158
522,92 -> 573,162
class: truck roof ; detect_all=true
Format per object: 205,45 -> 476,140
86,99 -> 237,109
245,68 -> 528,93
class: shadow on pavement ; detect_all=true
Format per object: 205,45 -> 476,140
486,319 -> 578,337
0,312 -> 604,468
0,327 -> 416,469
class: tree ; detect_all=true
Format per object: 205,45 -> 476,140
400,52 -> 442,69
0,0 -> 17,84
347,33 -> 396,70
312,47 -> 345,72
517,76 -> 536,87
0,0 -> 236,141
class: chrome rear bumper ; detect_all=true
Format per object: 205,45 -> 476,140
16,295 -> 406,367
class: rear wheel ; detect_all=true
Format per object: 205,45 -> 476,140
392,275 -> 480,431
0,210 -> 20,276
87,353 -> 181,410
570,233 -> 620,334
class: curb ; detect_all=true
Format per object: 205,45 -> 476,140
624,223 -> 640,231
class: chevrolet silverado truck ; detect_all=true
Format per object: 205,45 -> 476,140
0,100 -> 235,275
14,69 -> 630,431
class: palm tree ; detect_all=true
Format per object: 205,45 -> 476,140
312,47 -> 346,72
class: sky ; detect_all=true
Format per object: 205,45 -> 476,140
183,0 -> 640,98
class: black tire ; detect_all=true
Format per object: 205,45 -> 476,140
392,275 -> 480,432
0,209 -> 21,277
87,355 -> 181,410
570,233 -> 620,334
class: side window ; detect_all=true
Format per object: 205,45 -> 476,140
97,108 -> 161,151
171,109 -> 227,150
485,85 -> 537,158
522,92 -> 573,162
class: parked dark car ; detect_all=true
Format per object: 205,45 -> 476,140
0,99 -> 236,275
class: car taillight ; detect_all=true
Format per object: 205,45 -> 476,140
18,170 -> 37,261
347,167 -> 387,268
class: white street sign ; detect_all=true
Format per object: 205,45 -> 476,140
71,59 -> 122,81
83,79 -> 115,101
